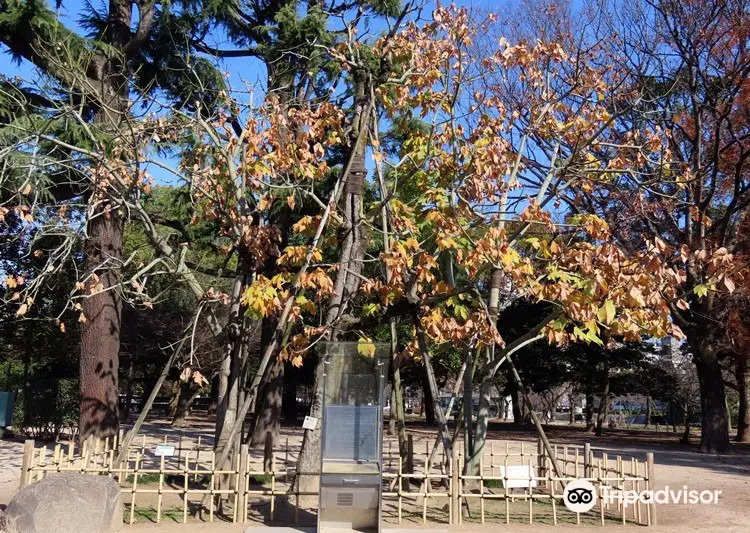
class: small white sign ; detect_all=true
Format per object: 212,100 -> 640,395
302,416 -> 318,430
155,444 -> 175,457
500,465 -> 538,489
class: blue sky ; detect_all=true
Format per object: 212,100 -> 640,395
0,0 -> 530,187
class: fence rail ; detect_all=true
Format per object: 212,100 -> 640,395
20,435 -> 656,527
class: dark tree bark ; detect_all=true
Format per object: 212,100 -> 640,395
585,393 -> 596,431
207,374 -> 219,415
249,356 -> 284,460
692,341 -> 730,453
172,381 -> 201,427
594,380 -> 610,436
737,356 -> 750,443
79,211 -> 124,443
122,353 -> 134,421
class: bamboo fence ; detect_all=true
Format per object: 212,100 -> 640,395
19,435 -> 656,527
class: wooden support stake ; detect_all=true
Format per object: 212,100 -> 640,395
270,453 -> 276,523
183,455 -> 189,524
156,454 -> 165,523
129,453 -> 141,525
195,436 -> 201,482
584,443 -> 591,478
397,455 -> 403,524
479,455 -> 485,524
20,440 -> 34,488
646,452 -> 656,526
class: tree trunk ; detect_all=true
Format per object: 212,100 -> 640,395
511,385 -> 524,424
79,211 -> 123,444
123,354 -> 134,421
415,318 -> 452,459
681,403 -> 691,444
207,374 -> 219,415
249,355 -> 284,456
172,382 -> 201,427
595,372 -> 610,436
693,343 -> 730,453
585,393 -> 595,431
215,262 -> 251,454
293,94 -> 370,504
168,379 -> 181,418
734,355 -> 749,442
569,394 -> 575,424
645,396 -> 652,428
462,350 -> 474,466
423,368 -> 437,425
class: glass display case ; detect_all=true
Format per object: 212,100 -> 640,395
318,341 -> 389,533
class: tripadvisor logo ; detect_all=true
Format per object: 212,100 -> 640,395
563,479 -> 598,513
562,479 -> 722,513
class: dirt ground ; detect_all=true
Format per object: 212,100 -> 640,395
1,419 -> 748,533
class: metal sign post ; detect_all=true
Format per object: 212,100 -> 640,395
318,342 -> 389,533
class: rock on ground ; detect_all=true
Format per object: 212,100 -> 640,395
0,473 -> 121,533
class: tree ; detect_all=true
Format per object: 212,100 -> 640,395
0,0 -> 224,443
576,0 -> 750,452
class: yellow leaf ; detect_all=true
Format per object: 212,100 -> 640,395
597,299 -> 616,325
357,337 -> 376,357
16,303 -> 28,316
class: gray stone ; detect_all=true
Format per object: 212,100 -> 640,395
1,473 -> 122,533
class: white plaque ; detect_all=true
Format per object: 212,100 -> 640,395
500,465 -> 538,488
155,444 -> 175,457
302,416 -> 318,430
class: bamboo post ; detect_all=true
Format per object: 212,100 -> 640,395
551,469 -> 557,526
421,455 -> 428,524
129,453 -> 141,525
241,444 -> 250,523
527,454 -> 533,524
183,454 -> 189,524
479,455 -> 485,524
397,455 -> 403,524
209,453 -> 215,522
53,443 -> 61,472
537,438 -> 544,487
458,454 -> 463,525
583,443 -> 591,478
270,453 -> 276,522
284,437 -> 290,482
618,456 -> 625,524
156,454 -> 165,523
36,446 -> 46,482
491,441 -> 496,478
504,450 -> 509,524
195,436 -> 201,482
232,448 -> 240,523
646,452 -> 656,526
602,452 -> 608,512
20,439 -> 34,488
